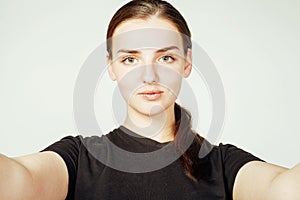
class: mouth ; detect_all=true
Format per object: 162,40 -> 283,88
138,90 -> 164,101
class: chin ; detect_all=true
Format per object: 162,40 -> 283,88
133,102 -> 174,117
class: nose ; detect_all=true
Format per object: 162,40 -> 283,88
142,64 -> 158,84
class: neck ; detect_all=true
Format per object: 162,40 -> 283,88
123,104 -> 175,143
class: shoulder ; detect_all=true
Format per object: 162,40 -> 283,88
207,142 -> 263,175
197,141 -> 263,198
41,131 -> 119,171
205,142 -> 262,163
40,130 -> 119,199
43,129 -> 120,153
197,142 -> 262,174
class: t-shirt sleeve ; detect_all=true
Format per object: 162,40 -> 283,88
42,136 -> 81,200
219,143 -> 264,199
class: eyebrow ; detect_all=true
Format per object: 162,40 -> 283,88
116,46 -> 180,54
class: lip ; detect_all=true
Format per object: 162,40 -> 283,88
138,90 -> 163,101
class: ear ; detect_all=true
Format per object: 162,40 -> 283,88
107,52 -> 117,81
183,48 -> 192,78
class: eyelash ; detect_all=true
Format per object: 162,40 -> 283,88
159,55 -> 175,63
120,55 -> 176,65
121,56 -> 138,65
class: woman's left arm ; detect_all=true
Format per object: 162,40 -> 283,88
233,161 -> 300,200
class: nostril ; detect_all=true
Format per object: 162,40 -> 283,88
142,65 -> 158,84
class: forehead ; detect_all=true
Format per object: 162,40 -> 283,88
113,17 -> 179,34
110,17 -> 184,53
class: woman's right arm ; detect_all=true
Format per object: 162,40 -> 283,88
0,151 -> 68,200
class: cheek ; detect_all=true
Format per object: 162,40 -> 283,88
116,67 -> 143,101
156,65 -> 183,96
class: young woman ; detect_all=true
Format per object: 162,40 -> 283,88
0,0 -> 299,199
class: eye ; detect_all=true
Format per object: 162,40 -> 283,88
158,55 -> 175,63
121,56 -> 138,65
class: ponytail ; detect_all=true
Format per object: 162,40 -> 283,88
173,103 -> 203,182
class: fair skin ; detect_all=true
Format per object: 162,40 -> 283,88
107,17 -> 192,142
0,16 -> 299,200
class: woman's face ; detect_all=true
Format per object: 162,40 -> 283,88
108,16 -> 192,117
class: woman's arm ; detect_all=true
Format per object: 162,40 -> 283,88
269,163 -> 300,199
0,152 -> 68,200
233,161 -> 300,200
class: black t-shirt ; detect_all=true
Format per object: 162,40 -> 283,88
43,126 -> 262,200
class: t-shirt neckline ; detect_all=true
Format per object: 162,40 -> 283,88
118,125 -> 172,146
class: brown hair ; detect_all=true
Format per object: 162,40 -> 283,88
106,0 -> 203,182
106,0 -> 192,57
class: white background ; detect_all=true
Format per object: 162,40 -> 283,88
0,0 -> 299,168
